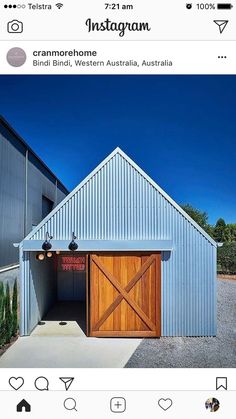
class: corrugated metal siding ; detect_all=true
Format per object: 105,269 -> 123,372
20,250 -> 30,336
27,159 -> 60,229
20,250 -> 57,335
0,133 -> 25,266
28,252 -> 57,333
0,130 -> 68,267
27,151 -> 216,336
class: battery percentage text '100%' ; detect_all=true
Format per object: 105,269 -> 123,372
197,3 -> 216,9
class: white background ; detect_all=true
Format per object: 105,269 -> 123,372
0,41 -> 236,74
0,2 -> 235,418
0,0 -> 236,40
0,368 -> 235,418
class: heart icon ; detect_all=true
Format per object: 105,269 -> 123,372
9,377 -> 24,390
158,398 -> 173,411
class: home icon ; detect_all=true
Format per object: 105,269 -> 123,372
16,399 -> 31,412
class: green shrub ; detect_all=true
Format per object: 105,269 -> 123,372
12,280 -> 18,336
4,283 -> 12,344
0,282 -> 5,347
218,242 -> 236,274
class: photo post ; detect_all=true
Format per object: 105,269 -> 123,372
0,1 -> 235,417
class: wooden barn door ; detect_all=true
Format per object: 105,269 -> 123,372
89,253 -> 161,337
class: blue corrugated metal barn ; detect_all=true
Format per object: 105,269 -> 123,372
19,148 -> 217,337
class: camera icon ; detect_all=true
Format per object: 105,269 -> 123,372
7,20 -> 23,33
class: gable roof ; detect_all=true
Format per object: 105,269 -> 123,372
22,147 -> 216,247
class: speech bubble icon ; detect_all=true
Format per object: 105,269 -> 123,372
34,376 -> 49,391
216,377 -> 227,390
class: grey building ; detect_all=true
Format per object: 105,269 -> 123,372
0,116 -> 68,267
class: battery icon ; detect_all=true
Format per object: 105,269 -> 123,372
217,3 -> 233,9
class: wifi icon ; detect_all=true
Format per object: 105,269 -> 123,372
55,3 -> 63,9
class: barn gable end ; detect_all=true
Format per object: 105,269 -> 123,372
22,147 -> 216,247
20,147 -> 216,337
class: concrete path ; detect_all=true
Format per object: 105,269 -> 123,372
0,336 -> 141,368
0,300 -> 141,368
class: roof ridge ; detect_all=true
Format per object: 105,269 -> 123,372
115,149 -> 216,247
21,147 -> 216,247
21,147 -> 121,242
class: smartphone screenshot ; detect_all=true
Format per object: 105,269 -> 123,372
0,0 -> 235,417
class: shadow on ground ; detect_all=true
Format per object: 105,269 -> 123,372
43,301 -> 86,334
30,301 -> 87,337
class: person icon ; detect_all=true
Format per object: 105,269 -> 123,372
205,398 -> 220,412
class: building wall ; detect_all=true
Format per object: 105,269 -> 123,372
28,253 -> 56,333
22,150 -> 216,336
0,266 -> 19,290
26,156 -> 66,233
0,131 -> 25,266
0,122 -> 68,267
20,251 -> 56,334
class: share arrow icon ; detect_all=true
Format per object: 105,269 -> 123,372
214,20 -> 229,34
59,377 -> 74,391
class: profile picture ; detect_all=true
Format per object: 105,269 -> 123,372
205,398 -> 220,412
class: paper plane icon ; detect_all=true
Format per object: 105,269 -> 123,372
214,20 -> 229,34
59,377 -> 74,391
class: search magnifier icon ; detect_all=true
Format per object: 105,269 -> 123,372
64,398 -> 77,411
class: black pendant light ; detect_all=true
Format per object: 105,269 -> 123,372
42,232 -> 53,251
68,232 -> 78,251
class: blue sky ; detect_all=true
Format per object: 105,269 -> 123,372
0,75 -> 235,224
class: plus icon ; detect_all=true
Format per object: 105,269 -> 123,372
115,401 -> 122,409
110,397 -> 126,413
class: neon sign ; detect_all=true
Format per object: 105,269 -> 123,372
59,256 -> 86,272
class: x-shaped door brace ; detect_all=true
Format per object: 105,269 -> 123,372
91,254 -> 157,331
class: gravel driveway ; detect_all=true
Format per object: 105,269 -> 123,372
126,279 -> 236,368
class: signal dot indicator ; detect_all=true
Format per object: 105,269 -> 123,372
4,3 -> 26,7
